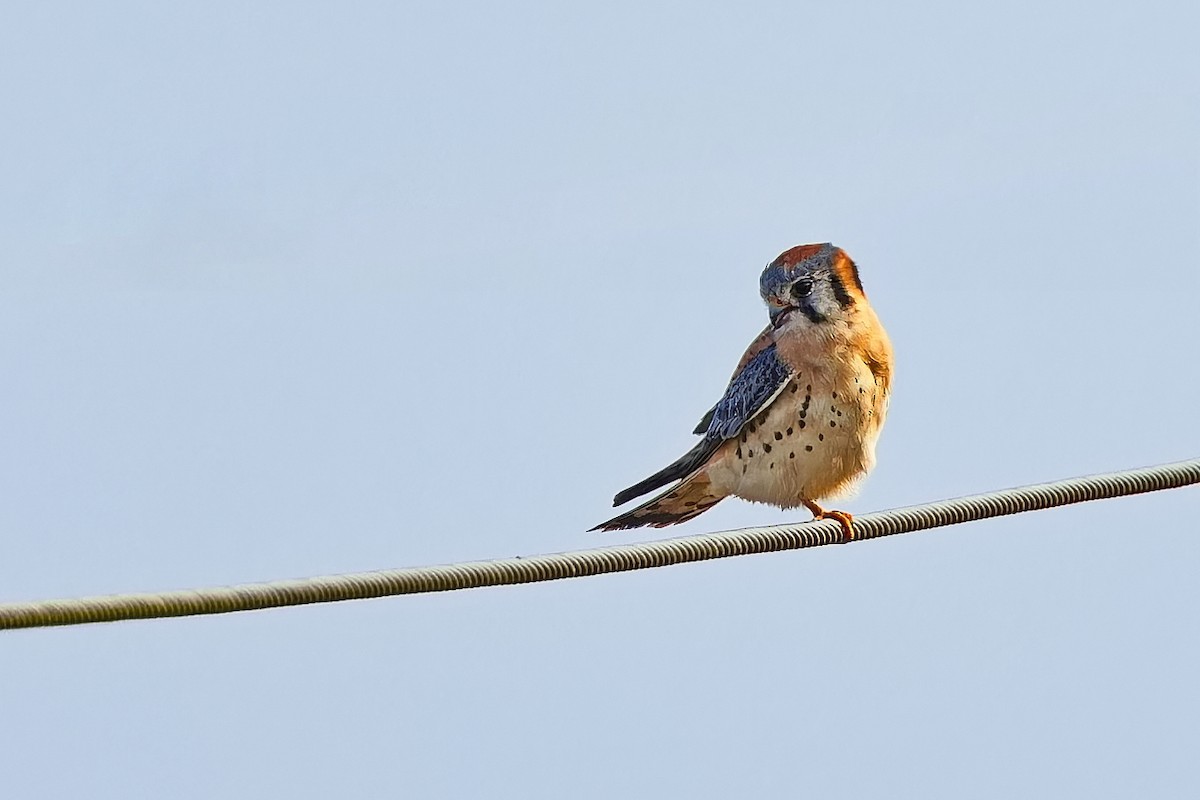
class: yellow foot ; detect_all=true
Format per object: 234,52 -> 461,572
802,501 -> 856,543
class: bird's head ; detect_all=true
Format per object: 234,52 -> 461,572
759,243 -> 866,332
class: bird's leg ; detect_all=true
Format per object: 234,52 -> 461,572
802,499 -> 855,543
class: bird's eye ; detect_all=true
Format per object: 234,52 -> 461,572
790,278 -> 814,300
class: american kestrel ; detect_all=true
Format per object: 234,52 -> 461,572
593,243 -> 893,539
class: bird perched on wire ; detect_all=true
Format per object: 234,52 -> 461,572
592,243 -> 893,540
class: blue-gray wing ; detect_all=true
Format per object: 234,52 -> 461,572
692,325 -> 774,434
704,343 -> 794,439
610,343 -> 794,507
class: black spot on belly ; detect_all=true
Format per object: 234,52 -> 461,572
805,445 -> 813,452
736,445 -> 742,458
763,443 -> 772,453
774,431 -> 783,441
786,427 -> 793,436
830,420 -> 837,428
818,433 -> 824,441
747,448 -> 754,457
799,420 -> 806,429
789,452 -> 795,459
832,391 -> 838,399
748,422 -> 757,433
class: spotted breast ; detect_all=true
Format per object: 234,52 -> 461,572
706,350 -> 886,507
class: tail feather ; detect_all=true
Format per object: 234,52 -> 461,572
591,474 -> 725,531
611,438 -> 721,507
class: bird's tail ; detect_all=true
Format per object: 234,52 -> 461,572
609,437 -> 722,508
590,473 -> 725,531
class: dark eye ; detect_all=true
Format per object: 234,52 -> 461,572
790,278 -> 814,300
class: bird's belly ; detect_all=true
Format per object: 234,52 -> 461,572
709,376 -> 878,507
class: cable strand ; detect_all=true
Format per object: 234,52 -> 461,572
1,458 -> 1197,630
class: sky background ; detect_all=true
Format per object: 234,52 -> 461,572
2,1 -> 1199,797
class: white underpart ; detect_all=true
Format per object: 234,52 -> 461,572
706,357 -> 884,508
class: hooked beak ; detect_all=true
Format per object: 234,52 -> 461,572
768,296 -> 792,329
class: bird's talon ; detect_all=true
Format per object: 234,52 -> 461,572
803,500 -> 855,542
817,509 -> 855,543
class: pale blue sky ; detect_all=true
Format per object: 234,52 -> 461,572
2,2 -> 1198,797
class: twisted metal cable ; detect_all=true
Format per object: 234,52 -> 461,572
2,458 -> 1197,631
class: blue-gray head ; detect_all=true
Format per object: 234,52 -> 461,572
759,243 -> 866,330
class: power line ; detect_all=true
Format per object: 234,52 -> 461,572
2,458 -> 1197,631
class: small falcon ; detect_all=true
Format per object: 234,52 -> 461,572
593,243 -> 893,540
